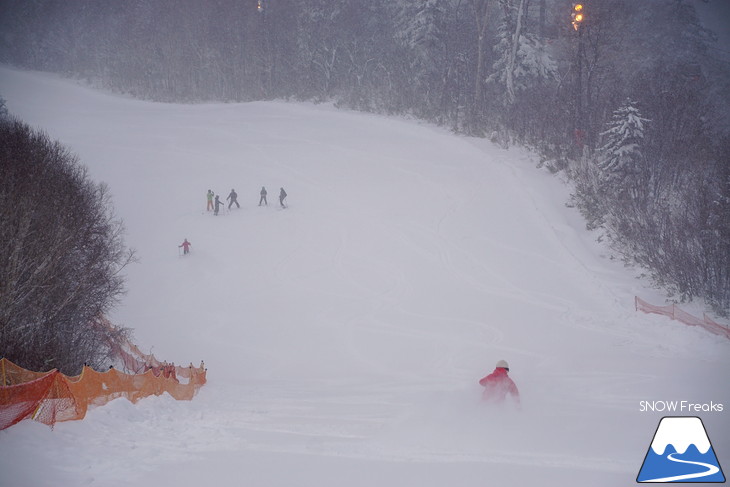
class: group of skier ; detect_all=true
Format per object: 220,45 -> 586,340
195,186 -> 521,409
180,186 -> 290,255
206,187 -> 287,216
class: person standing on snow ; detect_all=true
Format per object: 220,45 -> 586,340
179,238 -> 192,255
279,187 -> 287,208
259,186 -> 268,206
479,359 -> 520,406
227,189 -> 240,209
214,194 -> 224,215
206,189 -> 214,211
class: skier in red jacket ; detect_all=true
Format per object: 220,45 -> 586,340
479,359 -> 520,406
179,238 -> 192,255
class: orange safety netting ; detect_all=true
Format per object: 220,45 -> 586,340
96,317 -> 201,378
635,296 -> 730,339
0,357 -> 206,431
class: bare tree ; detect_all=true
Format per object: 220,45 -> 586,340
0,118 -> 135,374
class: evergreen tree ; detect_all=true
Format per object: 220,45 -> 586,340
393,0 -> 449,116
395,0 -> 446,56
598,98 -> 650,178
488,15 -> 557,105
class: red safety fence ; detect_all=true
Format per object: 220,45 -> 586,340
635,296 -> 730,339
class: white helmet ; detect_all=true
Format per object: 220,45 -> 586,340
496,359 -> 509,369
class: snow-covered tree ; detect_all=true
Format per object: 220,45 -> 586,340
487,0 -> 557,105
394,0 -> 446,57
296,0 -> 345,99
467,0 -> 491,131
392,0 -> 450,115
598,98 -> 650,177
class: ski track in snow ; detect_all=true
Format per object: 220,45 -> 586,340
0,66 -> 728,487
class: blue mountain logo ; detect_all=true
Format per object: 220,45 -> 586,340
637,416 -> 725,483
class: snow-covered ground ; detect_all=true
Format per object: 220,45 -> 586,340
1,66 -> 728,487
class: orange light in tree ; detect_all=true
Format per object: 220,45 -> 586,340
572,3 -> 585,30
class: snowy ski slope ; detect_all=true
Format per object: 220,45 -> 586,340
0,66 -> 728,487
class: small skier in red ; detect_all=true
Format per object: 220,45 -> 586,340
479,359 -> 520,407
179,238 -> 192,255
